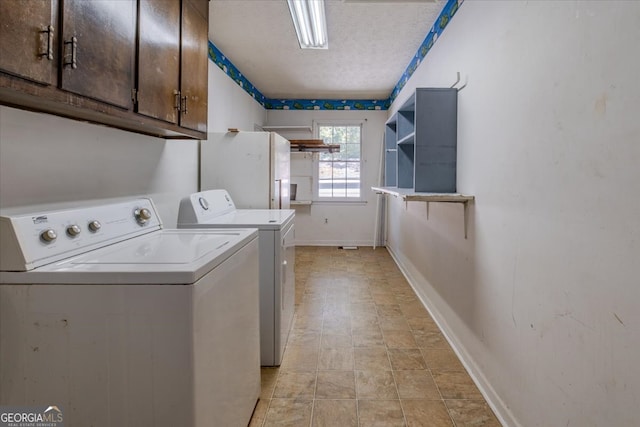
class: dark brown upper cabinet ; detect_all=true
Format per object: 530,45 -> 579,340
61,0 -> 136,109
0,0 -> 208,139
0,0 -> 58,85
179,0 -> 208,133
137,0 -> 208,133
137,0 -> 181,124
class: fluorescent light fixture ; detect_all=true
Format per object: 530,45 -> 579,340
287,0 -> 328,49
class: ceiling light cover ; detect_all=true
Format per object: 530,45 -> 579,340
287,0 -> 328,49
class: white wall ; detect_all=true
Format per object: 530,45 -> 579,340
208,63 -> 266,131
386,2 -> 640,427
0,60 -> 266,226
266,110 -> 387,246
0,106 -> 198,227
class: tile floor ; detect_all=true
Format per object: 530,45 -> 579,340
249,246 -> 501,427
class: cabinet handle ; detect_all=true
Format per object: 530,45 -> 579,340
174,90 -> 181,111
181,95 -> 188,115
40,25 -> 54,60
64,36 -> 77,69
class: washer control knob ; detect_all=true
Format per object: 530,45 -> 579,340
40,229 -> 57,243
134,208 -> 152,225
88,220 -> 101,232
66,224 -> 81,237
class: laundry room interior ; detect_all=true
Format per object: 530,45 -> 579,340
1,1 -> 639,427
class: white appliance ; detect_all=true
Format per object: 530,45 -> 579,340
0,198 -> 260,427
201,131 -> 291,209
178,189 -> 295,366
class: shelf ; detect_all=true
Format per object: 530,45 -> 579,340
290,142 -> 340,153
291,200 -> 312,206
397,132 -> 415,145
372,186 -> 475,238
262,125 -> 312,132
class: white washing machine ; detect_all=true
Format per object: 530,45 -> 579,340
0,198 -> 260,427
178,189 -> 295,366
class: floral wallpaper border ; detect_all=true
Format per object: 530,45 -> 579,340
208,0 -> 462,110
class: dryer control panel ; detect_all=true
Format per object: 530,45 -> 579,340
0,198 -> 161,271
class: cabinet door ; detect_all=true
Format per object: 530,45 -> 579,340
179,0 -> 208,133
0,0 -> 57,85
61,0 -> 135,109
137,0 -> 180,124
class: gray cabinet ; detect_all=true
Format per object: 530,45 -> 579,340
384,88 -> 457,193
384,118 -> 397,187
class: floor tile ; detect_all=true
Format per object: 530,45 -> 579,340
316,370 -> 356,399
432,372 -> 484,400
318,347 -> 355,370
444,399 -> 501,426
287,331 -> 321,348
357,399 -> 405,427
313,399 -> 358,427
321,333 -> 353,348
251,247 -> 497,427
401,399 -> 454,427
248,398 -> 269,427
376,304 -> 404,318
388,348 -> 427,370
406,317 -> 440,332
273,371 -> 316,398
260,368 -> 279,399
412,330 -> 450,349
371,292 -> 399,305
352,319 -> 382,334
353,330 -> 386,348
421,348 -> 465,372
379,316 -> 411,332
354,347 -> 392,371
399,302 -> 430,318
280,345 -> 319,371
355,370 -> 398,399
263,398 -> 313,427
393,370 -> 441,399
383,329 -> 418,349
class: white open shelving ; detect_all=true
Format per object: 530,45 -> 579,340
372,186 -> 475,238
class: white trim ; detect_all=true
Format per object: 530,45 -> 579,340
294,239 -> 374,247
386,244 -> 520,427
312,120 -> 365,202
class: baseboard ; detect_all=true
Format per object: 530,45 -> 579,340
293,240 -> 375,247
386,245 -> 521,427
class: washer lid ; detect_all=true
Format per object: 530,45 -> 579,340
74,232 -> 233,265
181,209 -> 295,229
0,229 -> 258,285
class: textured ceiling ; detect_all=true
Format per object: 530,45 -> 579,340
209,0 -> 444,100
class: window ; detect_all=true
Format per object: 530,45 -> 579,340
316,123 -> 362,199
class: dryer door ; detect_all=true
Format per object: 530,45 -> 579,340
278,222 -> 296,364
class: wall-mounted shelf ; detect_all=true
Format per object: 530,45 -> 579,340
384,88 -> 457,192
397,132 -> 415,145
262,125 -> 312,132
291,200 -> 312,206
290,139 -> 340,153
372,186 -> 474,238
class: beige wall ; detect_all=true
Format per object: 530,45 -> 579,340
386,2 -> 640,426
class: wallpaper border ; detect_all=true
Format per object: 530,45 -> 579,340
208,0 -> 462,110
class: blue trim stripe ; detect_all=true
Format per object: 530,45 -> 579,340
208,0 -> 462,110
388,0 -> 462,104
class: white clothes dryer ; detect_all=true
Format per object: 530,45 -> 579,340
178,189 -> 295,366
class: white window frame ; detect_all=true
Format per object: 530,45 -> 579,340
312,120 -> 365,203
